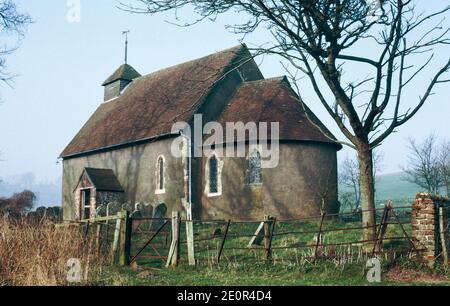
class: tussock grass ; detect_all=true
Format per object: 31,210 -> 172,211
0,218 -> 112,286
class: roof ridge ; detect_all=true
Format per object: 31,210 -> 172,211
132,44 -> 245,85
241,76 -> 286,85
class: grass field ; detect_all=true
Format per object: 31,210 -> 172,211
107,258 -> 450,286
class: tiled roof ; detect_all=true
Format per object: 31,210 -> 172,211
217,77 -> 341,148
102,64 -> 141,86
61,45 -> 341,158
61,45 -> 247,158
84,168 -> 124,192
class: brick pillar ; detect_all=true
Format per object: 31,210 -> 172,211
412,193 -> 438,265
412,193 -> 450,266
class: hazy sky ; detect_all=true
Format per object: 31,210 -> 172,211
0,0 -> 449,183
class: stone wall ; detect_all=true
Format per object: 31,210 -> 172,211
412,193 -> 450,265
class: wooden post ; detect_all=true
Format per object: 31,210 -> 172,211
104,220 -> 110,249
313,213 -> 326,262
95,223 -> 102,256
111,213 -> 122,262
84,220 -> 90,240
268,218 -> 276,262
119,210 -> 131,266
264,215 -> 273,261
439,205 -> 449,267
166,211 -> 181,267
247,221 -> 265,248
185,215 -> 196,266
217,220 -> 231,264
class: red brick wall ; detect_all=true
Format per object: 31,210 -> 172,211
412,193 -> 450,265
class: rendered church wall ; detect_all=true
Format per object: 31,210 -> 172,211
199,142 -> 339,220
62,137 -> 185,221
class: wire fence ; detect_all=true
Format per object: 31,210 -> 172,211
179,205 -> 417,266
59,203 -> 425,269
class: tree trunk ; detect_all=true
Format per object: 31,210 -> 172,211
357,144 -> 376,242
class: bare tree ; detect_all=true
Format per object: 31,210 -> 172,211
122,0 -> 450,238
339,150 -> 383,211
340,156 -> 361,210
0,0 -> 31,87
438,139 -> 450,197
403,134 -> 442,195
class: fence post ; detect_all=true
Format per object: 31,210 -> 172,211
247,221 -> 265,248
166,211 -> 181,267
186,220 -> 196,266
313,213 -> 326,262
119,210 -> 131,266
83,220 -> 90,240
264,215 -> 273,261
439,205 -> 449,267
111,212 -> 122,262
95,223 -> 102,256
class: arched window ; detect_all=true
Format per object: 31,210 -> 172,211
157,156 -> 165,191
209,155 -> 219,194
249,150 -> 262,185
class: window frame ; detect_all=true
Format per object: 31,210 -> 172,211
155,155 -> 166,194
206,153 -> 222,197
248,149 -> 263,186
80,188 -> 92,220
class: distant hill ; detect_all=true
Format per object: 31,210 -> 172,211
340,172 -> 423,207
375,172 -> 422,202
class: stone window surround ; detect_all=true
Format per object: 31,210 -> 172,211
205,152 -> 223,198
155,155 -> 166,195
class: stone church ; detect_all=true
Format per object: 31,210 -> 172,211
60,44 -> 342,221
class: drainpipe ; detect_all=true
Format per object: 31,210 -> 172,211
179,130 -> 195,265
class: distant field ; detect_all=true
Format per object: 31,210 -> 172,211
375,172 -> 421,201
340,172 -> 422,208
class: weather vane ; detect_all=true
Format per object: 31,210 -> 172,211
122,30 -> 130,64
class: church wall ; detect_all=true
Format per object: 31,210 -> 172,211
62,138 -> 185,221
199,142 -> 339,221
190,54 -> 265,219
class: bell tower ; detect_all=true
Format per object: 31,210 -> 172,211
101,31 -> 141,101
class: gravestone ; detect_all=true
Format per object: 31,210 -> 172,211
151,203 -> 167,230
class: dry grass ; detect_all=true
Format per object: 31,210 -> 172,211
0,218 -> 113,286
